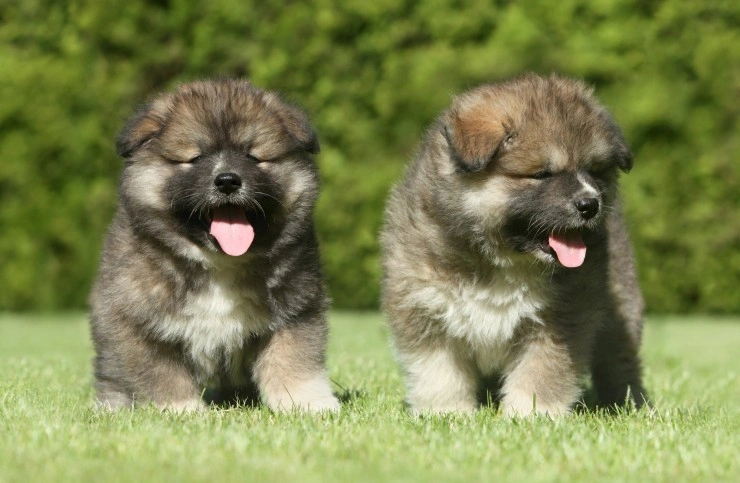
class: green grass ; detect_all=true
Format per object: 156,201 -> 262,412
1,313 -> 738,482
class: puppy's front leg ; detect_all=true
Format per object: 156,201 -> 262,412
95,337 -> 204,413
252,319 -> 339,413
591,317 -> 648,408
500,333 -> 581,417
400,340 -> 478,415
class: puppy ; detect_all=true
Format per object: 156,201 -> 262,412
381,74 -> 647,416
90,79 -> 339,413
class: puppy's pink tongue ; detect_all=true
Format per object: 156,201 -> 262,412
548,232 -> 586,268
209,206 -> 254,257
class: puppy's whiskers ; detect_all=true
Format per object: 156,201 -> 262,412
530,218 -> 551,240
245,197 -> 266,220
186,198 -> 209,225
170,188 -> 199,210
254,191 -> 286,209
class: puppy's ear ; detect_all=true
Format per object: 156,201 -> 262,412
276,102 -> 320,155
614,142 -> 634,173
116,96 -> 172,158
443,108 -> 509,173
609,125 -> 633,173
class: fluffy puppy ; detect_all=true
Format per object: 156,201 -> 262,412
381,74 -> 647,416
90,79 -> 339,413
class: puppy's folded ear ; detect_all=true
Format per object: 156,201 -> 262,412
116,96 -> 172,158
276,102 -> 320,155
443,108 -> 509,173
602,114 -> 634,173
614,142 -> 634,173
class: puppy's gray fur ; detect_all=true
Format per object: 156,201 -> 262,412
381,74 -> 646,416
90,79 -> 338,412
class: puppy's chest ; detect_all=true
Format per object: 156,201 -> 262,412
432,272 -> 548,345
155,276 -> 272,374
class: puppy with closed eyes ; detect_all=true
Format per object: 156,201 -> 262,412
90,79 -> 339,413
381,74 -> 647,416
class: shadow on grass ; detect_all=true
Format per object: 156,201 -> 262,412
203,386 -> 261,409
332,377 -> 366,404
202,382 -> 366,409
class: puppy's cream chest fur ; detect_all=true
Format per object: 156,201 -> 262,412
153,272 -> 271,378
411,268 -> 547,372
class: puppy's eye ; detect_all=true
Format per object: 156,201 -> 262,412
247,153 -> 263,163
588,165 -> 611,176
188,155 -> 203,163
531,169 -> 552,180
503,132 -> 515,147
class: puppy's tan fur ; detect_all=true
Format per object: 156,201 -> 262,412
381,74 -> 646,416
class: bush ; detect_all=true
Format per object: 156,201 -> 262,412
0,0 -> 737,312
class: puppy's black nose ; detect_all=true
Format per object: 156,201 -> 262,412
214,172 -> 242,194
575,197 -> 599,219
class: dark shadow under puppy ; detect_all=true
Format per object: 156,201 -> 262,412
203,386 -> 261,409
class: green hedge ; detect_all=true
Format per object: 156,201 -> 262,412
1,0 -> 738,312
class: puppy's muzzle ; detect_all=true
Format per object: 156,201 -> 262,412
575,197 -> 599,220
214,172 -> 242,194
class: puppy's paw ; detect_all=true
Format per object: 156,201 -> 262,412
500,392 -> 571,418
269,395 -> 341,414
95,391 -> 134,411
262,374 -> 340,413
296,395 -> 341,414
157,398 -> 206,414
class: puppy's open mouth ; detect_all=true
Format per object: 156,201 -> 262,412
206,204 -> 255,257
541,230 -> 587,268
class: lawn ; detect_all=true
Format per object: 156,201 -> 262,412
1,313 -> 738,482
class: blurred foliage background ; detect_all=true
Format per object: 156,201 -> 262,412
0,0 -> 738,313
